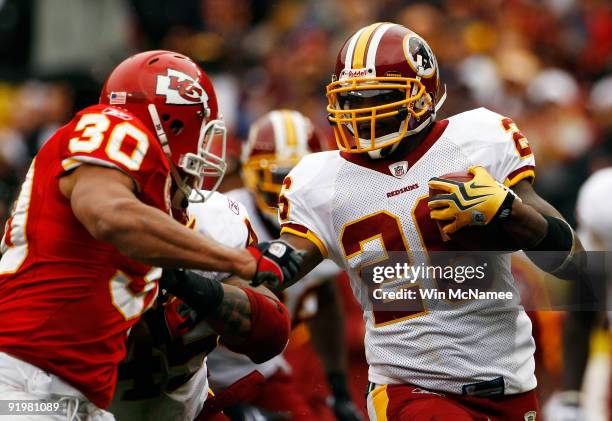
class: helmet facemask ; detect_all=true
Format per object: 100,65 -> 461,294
327,76 -> 432,154
148,103 -> 227,208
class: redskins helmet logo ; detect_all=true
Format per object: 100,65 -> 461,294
156,68 -> 209,106
404,34 -> 437,78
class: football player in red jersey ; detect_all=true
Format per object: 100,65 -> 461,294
0,50 -> 300,420
252,23 -> 586,420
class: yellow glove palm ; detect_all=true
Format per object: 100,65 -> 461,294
427,166 -> 518,235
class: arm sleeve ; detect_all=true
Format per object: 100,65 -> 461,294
278,154 -> 336,260
462,108 -> 536,187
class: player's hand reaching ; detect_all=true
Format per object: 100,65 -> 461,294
247,240 -> 304,289
427,166 -> 518,235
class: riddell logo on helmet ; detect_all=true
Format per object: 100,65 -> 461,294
340,67 -> 375,80
156,68 -> 209,106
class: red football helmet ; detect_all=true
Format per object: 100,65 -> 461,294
100,50 -> 227,204
242,109 -> 326,221
326,23 -> 446,158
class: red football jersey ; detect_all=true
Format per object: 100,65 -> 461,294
0,104 -> 171,408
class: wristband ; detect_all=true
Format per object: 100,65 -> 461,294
160,270 -> 224,317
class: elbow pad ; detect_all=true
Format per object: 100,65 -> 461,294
223,288 -> 291,363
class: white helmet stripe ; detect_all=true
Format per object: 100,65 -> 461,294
269,111 -> 288,159
292,111 -> 309,156
344,26 -> 368,71
366,23 -> 395,69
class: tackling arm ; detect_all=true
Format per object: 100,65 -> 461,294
61,165 -> 256,277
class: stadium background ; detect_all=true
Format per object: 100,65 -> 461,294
0,0 -> 610,419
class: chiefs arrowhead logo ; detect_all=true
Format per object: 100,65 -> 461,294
156,68 -> 208,106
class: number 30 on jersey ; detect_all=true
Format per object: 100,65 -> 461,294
69,113 -> 149,171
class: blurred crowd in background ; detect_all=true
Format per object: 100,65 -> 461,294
0,0 -> 611,230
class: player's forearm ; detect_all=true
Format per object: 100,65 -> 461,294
307,279 -> 348,374
205,284 -> 251,344
502,200 -> 548,249
215,284 -> 291,363
98,199 -> 255,277
162,270 -> 289,362
277,233 -> 324,290
504,186 -> 585,280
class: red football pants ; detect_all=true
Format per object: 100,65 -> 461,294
367,384 -> 539,420
249,370 -> 315,420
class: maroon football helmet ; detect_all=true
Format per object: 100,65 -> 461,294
326,23 -> 446,158
242,109 -> 326,221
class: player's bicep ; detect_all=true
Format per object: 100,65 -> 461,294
65,165 -> 139,240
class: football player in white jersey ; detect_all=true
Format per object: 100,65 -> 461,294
110,192 -> 290,421
207,109 -> 362,421
252,23 -> 586,420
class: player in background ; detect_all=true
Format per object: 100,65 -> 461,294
205,110 -> 362,420
110,188 -> 288,421
544,167 -> 612,421
0,50 -> 300,420
255,23 -> 586,420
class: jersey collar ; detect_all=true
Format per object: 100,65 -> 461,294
339,120 -> 448,176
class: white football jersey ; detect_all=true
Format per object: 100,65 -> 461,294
280,108 -> 538,395
207,187 -> 342,390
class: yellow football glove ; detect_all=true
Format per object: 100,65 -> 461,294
427,166 -> 518,235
